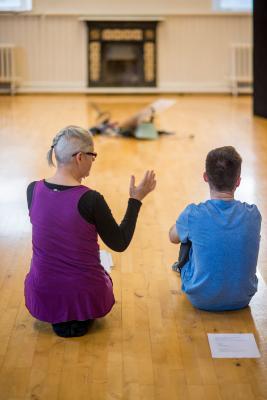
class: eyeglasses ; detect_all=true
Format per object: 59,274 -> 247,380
72,151 -> 97,158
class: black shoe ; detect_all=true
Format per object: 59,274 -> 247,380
69,321 -> 89,337
52,321 -> 73,337
171,261 -> 181,273
52,320 -> 94,338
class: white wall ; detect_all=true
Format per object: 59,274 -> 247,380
0,15 -> 87,90
0,8 -> 252,93
28,0 -> 213,15
158,15 -> 251,92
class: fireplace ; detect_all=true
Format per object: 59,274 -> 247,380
87,21 -> 158,87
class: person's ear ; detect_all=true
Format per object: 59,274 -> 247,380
203,172 -> 209,182
236,176 -> 241,188
75,152 -> 82,163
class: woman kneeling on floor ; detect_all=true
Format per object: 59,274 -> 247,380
24,125 -> 156,337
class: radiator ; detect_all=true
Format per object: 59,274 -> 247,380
0,44 -> 16,94
230,43 -> 253,95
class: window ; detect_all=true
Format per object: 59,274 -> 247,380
0,0 -> 32,11
213,0 -> 252,12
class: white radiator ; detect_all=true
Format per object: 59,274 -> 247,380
230,43 -> 253,95
0,44 -> 16,94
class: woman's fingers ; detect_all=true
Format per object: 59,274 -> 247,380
145,170 -> 155,185
130,175 -> 135,190
147,171 -> 156,192
139,170 -> 149,186
140,170 -> 156,193
150,176 -> 157,191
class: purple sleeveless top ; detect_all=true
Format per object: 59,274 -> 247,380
24,180 -> 115,323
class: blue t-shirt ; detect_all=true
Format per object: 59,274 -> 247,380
176,200 -> 261,311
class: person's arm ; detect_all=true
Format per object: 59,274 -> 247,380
119,107 -> 151,130
26,181 -> 37,209
91,194 -> 142,251
169,204 -> 192,245
80,170 -> 156,252
169,224 -> 180,244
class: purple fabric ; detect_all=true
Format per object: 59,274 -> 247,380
24,180 -> 115,323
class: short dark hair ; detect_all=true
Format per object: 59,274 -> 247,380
205,146 -> 242,191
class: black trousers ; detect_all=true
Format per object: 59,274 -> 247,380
172,240 -> 192,274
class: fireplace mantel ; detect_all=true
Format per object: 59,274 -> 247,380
79,16 -> 165,22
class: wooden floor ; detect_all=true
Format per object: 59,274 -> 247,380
0,94 -> 267,400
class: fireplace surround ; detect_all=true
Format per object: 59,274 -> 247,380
87,21 -> 158,87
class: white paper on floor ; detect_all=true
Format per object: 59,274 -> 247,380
208,333 -> 261,358
99,250 -> 114,273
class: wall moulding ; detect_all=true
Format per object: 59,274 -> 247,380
79,16 -> 165,22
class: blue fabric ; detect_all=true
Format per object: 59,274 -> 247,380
176,200 -> 261,311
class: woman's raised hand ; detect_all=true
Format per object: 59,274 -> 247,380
129,170 -> 156,201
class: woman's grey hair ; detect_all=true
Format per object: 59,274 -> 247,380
47,125 -> 94,167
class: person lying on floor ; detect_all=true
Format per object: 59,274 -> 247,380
89,102 -> 174,138
24,125 -> 156,337
169,146 -> 261,311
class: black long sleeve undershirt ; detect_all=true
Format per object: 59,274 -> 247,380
27,181 -> 142,252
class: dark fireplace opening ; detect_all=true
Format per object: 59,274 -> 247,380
87,21 -> 158,88
102,43 -> 143,85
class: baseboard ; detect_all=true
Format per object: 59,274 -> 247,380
13,80 -> 253,94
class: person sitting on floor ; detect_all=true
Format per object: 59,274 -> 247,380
24,125 -> 156,337
169,146 -> 261,311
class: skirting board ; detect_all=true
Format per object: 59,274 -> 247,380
11,81 -> 253,94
